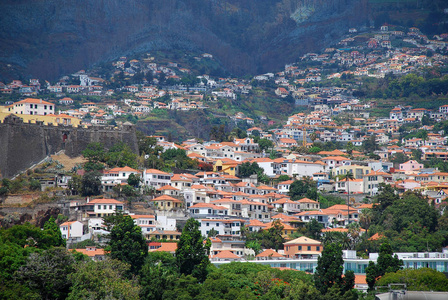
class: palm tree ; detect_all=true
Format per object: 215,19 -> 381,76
359,208 -> 373,230
342,171 -> 354,225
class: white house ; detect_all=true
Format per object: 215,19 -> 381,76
143,169 -> 172,188
189,203 -> 229,218
199,219 -> 245,237
60,221 -> 84,240
87,198 -> 125,218
277,180 -> 294,194
130,214 -> 156,237
335,178 -> 364,194
101,166 -> 140,191
321,156 -> 351,170
9,98 -> 54,115
271,198 -> 300,215
282,160 -> 327,177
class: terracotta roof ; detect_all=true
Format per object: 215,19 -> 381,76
284,236 -> 321,245
154,242 -> 177,252
88,198 -> 124,204
322,156 -> 351,161
16,98 -> 52,105
189,203 -> 228,210
212,250 -> 240,259
107,166 -> 138,173
368,233 -> 385,241
151,195 -> 183,203
157,185 -> 179,191
271,213 -> 299,222
60,221 -> 78,226
130,214 -> 155,219
145,169 -> 170,175
72,248 -> 105,257
248,219 -> 268,227
298,197 -> 318,203
256,249 -> 284,258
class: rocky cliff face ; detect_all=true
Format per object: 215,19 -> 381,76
0,0 -> 368,80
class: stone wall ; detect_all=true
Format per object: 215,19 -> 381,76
0,115 -> 138,178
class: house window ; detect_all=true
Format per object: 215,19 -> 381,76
109,205 -> 112,209
317,246 -> 320,251
35,104 -> 38,108
298,246 -> 302,250
307,246 -> 311,251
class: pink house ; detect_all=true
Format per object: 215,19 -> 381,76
399,160 -> 423,174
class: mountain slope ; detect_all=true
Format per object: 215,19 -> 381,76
0,0 -> 369,80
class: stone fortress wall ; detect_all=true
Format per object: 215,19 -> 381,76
0,115 -> 138,178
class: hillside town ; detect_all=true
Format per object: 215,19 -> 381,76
1,23 -> 448,293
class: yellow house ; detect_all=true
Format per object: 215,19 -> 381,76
0,112 -> 81,127
213,158 -> 239,176
333,164 -> 372,179
150,195 -> 183,211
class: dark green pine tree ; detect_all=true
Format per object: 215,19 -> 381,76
106,214 -> 148,275
43,216 -> 66,247
176,218 -> 210,282
366,242 -> 403,290
314,243 -> 344,294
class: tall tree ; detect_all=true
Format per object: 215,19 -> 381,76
341,171 -> 354,224
16,247 -> 75,300
176,218 -> 210,282
258,138 -> 274,152
82,142 -> 105,163
127,173 -> 141,188
140,252 -> 178,300
43,216 -> 66,248
366,242 -> 403,290
68,259 -> 140,300
288,178 -> 318,200
267,219 -> 285,251
81,171 -> 102,196
314,243 -> 343,294
106,214 -> 148,275
306,219 -> 323,240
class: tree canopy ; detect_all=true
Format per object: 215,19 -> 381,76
105,214 -> 148,274
366,242 -> 403,290
176,218 -> 210,282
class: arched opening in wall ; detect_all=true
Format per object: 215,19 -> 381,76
62,133 -> 68,142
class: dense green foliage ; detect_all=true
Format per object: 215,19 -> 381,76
106,214 -> 148,274
68,259 -> 140,300
366,242 -> 403,290
136,132 -> 198,171
365,186 -> 447,252
356,72 -> 448,104
82,141 -> 138,169
376,268 -> 448,292
0,220 -> 397,300
16,247 -> 75,300
288,179 -> 318,200
139,252 -> 178,300
239,162 -> 264,178
245,219 -> 285,251
176,218 -> 211,282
